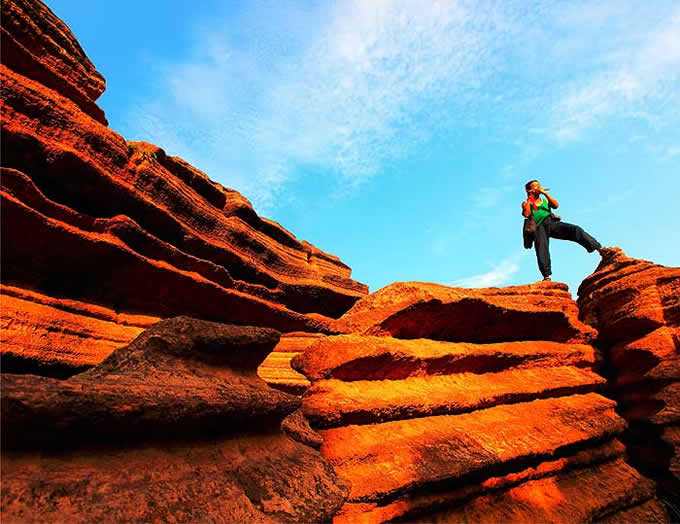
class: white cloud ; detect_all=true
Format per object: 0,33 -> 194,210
551,7 -> 680,142
449,253 -> 522,288
665,146 -> 680,160
127,0 -> 516,208
124,1 -> 680,209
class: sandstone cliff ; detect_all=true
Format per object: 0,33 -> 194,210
578,248 -> 680,500
1,1 -> 676,522
0,0 -> 367,378
292,281 -> 668,522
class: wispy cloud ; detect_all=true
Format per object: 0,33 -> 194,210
550,6 -> 680,142
126,0 -> 680,209
449,253 -> 523,288
130,0 -> 507,208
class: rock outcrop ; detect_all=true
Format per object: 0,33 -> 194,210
293,281 -> 668,522
1,317 -> 349,522
332,281 -> 597,343
0,0 -> 367,377
578,248 -> 680,498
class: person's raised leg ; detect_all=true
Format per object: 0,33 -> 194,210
534,221 -> 551,279
549,221 -> 601,253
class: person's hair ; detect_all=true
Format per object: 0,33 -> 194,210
525,180 -> 539,191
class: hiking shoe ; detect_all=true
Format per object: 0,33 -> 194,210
542,276 -> 552,282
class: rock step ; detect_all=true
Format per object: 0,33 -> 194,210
333,439 -> 625,523
303,366 -> 605,428
318,393 -> 623,502
333,281 -> 596,343
424,458 -> 660,523
293,334 -> 598,381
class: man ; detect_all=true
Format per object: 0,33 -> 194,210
522,180 -> 605,282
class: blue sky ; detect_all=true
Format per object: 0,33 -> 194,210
50,0 -> 679,296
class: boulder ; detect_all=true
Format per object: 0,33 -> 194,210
1,317 -> 349,522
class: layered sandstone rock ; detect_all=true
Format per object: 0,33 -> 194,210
0,0 -> 367,376
1,284 -> 159,377
332,281 -> 596,343
578,248 -> 680,496
293,281 -> 668,522
0,0 -> 107,124
1,317 -> 348,522
257,332 -> 324,394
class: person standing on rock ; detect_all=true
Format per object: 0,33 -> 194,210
522,180 -> 604,282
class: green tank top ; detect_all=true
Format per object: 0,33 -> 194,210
531,199 -> 551,227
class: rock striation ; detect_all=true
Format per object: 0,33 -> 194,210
1,317 -> 349,522
0,0 -> 367,377
257,332 -> 325,395
293,281 -> 668,522
578,248 -> 680,498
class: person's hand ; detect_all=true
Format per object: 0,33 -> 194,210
538,184 -> 550,194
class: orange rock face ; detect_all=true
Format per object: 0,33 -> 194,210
1,317 -> 349,521
578,248 -> 680,496
0,0 -> 107,124
332,281 -> 596,343
1,284 -> 158,376
294,282 -> 667,522
0,0 -> 367,375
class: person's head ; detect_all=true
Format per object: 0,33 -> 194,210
525,179 -> 541,198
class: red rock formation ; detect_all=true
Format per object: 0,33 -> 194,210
1,317 -> 349,521
0,0 -> 107,124
292,282 -> 668,522
578,248 -> 680,499
0,0 -> 367,376
1,284 -> 159,376
332,281 -> 596,343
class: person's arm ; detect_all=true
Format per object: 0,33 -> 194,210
539,185 -> 559,209
522,200 -> 531,217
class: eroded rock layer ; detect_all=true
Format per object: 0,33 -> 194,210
578,248 -> 680,497
1,317 -> 349,522
332,281 -> 596,343
293,282 -> 667,522
0,0 -> 367,375
257,332 -> 323,395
